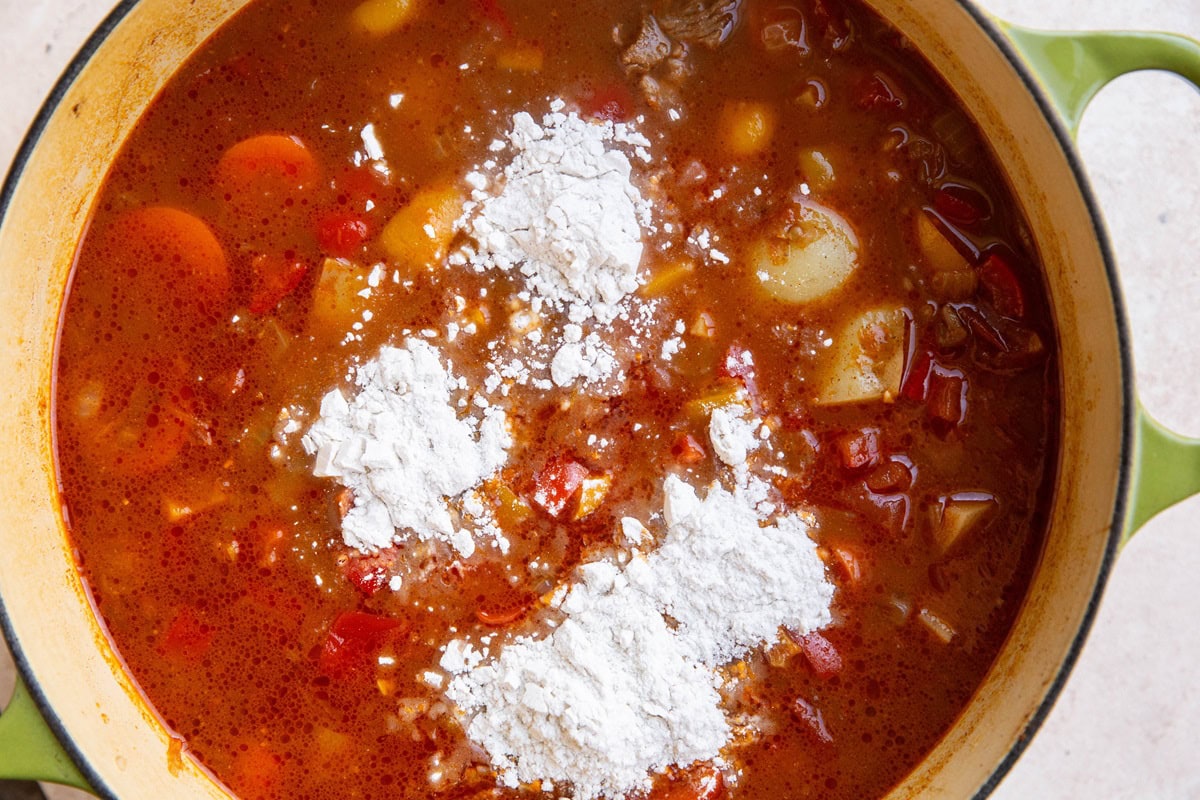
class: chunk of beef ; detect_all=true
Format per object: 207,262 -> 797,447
621,0 -> 743,107
658,0 -> 743,48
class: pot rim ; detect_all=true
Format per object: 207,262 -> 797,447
0,1 -> 1133,798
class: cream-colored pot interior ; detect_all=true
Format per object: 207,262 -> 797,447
0,0 -> 1124,797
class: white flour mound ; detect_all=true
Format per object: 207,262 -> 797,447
636,475 -> 834,666
462,101 -> 650,324
442,561 -> 729,800
443,474 -> 833,798
302,339 -> 511,555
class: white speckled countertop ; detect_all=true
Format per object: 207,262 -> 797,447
1,1 -> 1198,798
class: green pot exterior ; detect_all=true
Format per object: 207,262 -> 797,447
999,23 -> 1200,543
2,6 -> 1199,799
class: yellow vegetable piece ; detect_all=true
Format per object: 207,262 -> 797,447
722,101 -> 776,157
497,43 -> 544,72
640,258 -> 696,297
574,475 -> 613,520
684,379 -> 745,418
484,478 -> 533,530
916,210 -> 969,273
816,307 -> 908,406
308,257 -> 366,333
379,184 -> 464,269
752,201 -> 859,305
352,0 -> 416,36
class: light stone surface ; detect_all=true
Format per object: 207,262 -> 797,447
0,1 -> 1198,799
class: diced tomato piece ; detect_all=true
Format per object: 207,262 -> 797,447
532,455 -> 589,517
159,608 -> 214,662
671,433 -> 708,464
581,83 -> 636,123
316,211 -> 370,258
217,133 -> 319,197
933,183 -> 988,227
792,696 -> 834,744
318,611 -> 404,678
856,72 -> 905,110
834,428 -> 881,471
979,252 -> 1026,319
248,254 -> 308,314
718,343 -> 763,412
649,763 -> 726,800
900,349 -> 932,402
474,0 -> 514,37
926,366 -> 967,428
796,631 -> 843,678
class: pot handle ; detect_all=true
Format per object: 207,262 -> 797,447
0,675 -> 91,790
1001,23 -> 1200,541
999,24 -> 1200,136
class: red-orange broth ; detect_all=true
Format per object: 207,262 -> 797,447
54,0 -> 1058,798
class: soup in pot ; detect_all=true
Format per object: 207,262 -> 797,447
54,0 -> 1058,798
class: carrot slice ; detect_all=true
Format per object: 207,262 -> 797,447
216,133 -> 319,196
110,206 -> 230,300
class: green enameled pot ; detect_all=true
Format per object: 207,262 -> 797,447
0,1 -> 1198,797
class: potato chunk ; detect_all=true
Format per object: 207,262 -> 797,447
308,257 -> 366,333
933,492 -> 997,553
816,307 -> 908,406
751,202 -> 859,304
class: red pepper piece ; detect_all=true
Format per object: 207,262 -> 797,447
318,611 -> 404,678
979,252 -> 1027,319
901,350 -> 933,402
532,455 -> 589,517
671,432 -> 708,464
248,254 -> 307,314
796,631 -> 844,678
316,211 -> 369,258
933,184 -> 987,227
